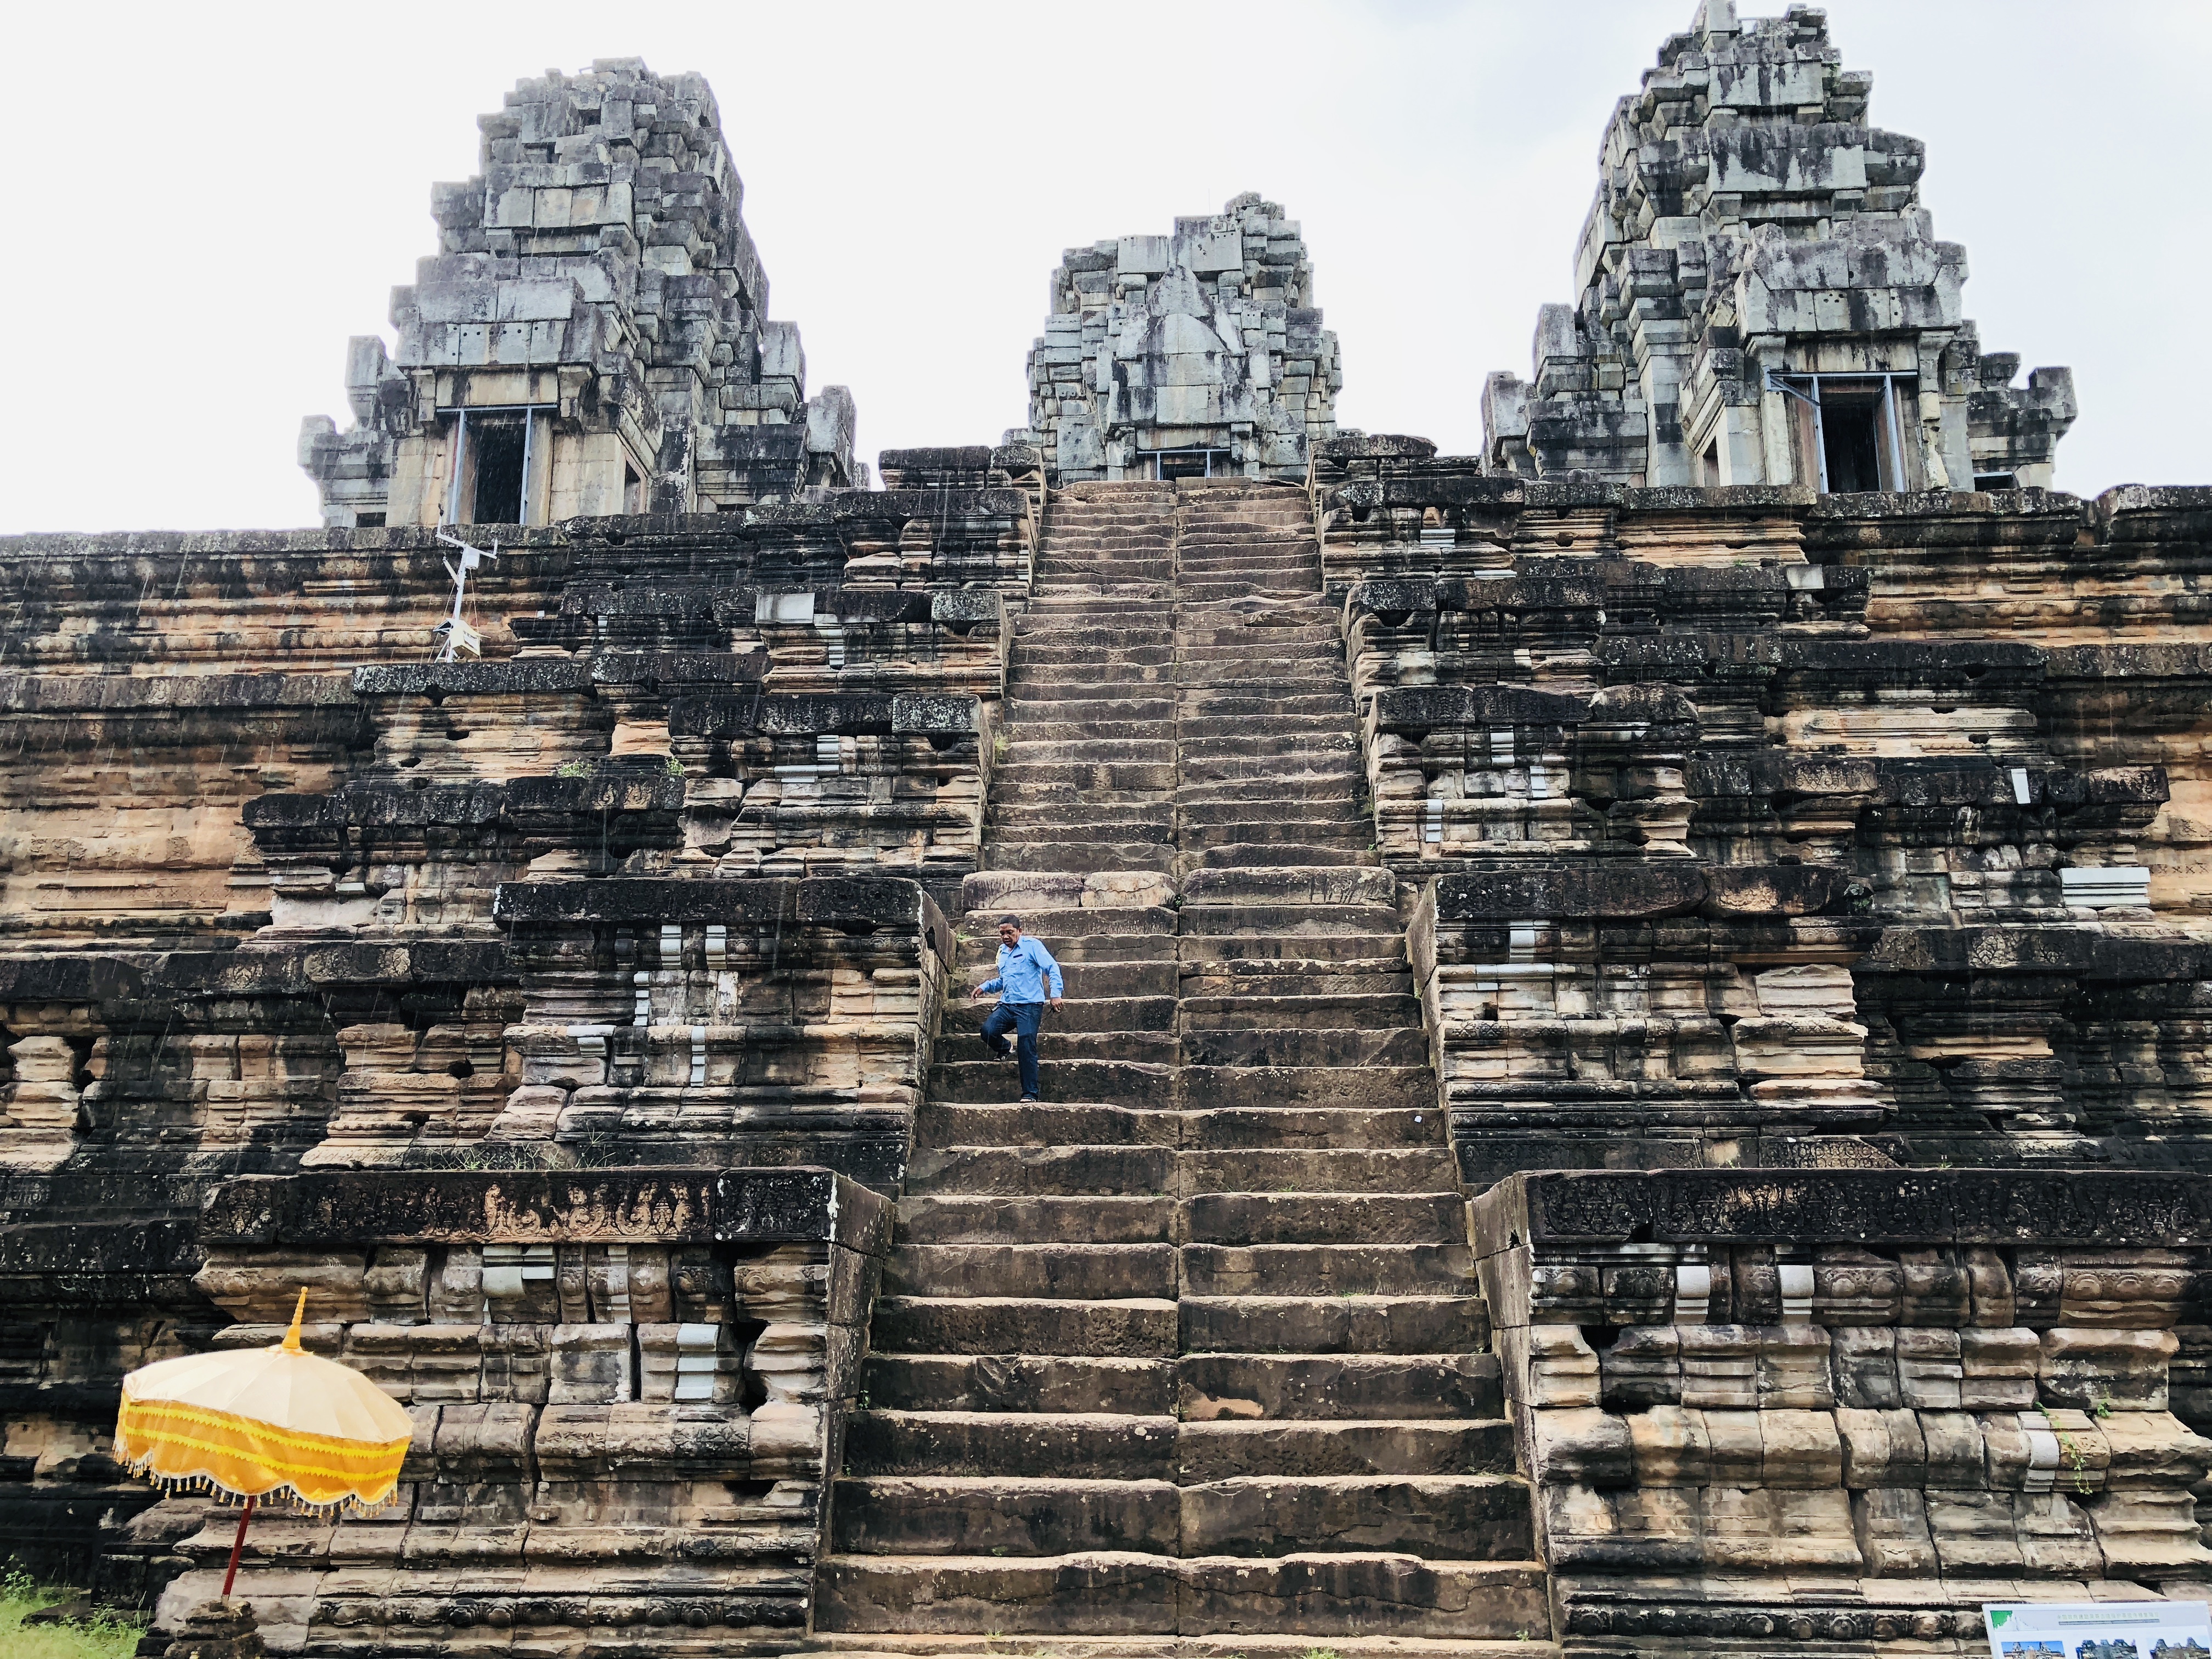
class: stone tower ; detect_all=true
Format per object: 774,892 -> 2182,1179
298,59 -> 860,529
1014,191 -> 1341,483
1481,0 -> 2076,491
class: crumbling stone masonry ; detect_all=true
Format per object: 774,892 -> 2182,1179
299,59 -> 861,531
1014,194 -> 1342,484
1481,1 -> 2076,492
3,10 -> 2211,1659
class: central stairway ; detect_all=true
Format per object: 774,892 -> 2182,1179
813,479 -> 1553,1655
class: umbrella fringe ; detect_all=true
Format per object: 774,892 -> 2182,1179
126,1459 -> 404,1519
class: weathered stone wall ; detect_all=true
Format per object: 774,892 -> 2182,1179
1477,1169 -> 2212,1656
0,483 -> 1030,1642
1320,464 -> 2212,1181
172,1168 -> 888,1651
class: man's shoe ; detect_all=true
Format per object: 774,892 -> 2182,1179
1018,1094 -> 1040,1103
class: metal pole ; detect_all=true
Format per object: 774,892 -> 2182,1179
444,409 -> 467,527
221,1494 -> 256,1600
520,409 -> 536,527
1881,375 -> 1907,492
1810,377 -> 1829,494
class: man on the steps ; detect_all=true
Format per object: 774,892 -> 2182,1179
970,915 -> 1063,1103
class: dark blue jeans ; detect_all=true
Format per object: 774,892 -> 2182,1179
981,999 -> 1046,1098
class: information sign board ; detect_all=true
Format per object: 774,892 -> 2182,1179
1984,1601 -> 2211,1657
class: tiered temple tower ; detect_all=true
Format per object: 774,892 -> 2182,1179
1013,192 -> 1342,483
299,59 -> 860,530
1481,0 -> 2076,492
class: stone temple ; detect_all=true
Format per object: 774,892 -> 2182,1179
4,8 -> 2210,1657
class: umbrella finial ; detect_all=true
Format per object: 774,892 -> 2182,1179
283,1288 -> 308,1353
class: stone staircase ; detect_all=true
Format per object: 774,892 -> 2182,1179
812,479 -> 1554,1655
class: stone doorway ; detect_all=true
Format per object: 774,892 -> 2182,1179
1150,447 -> 1229,480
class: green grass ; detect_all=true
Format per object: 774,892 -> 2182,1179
0,1567 -> 147,1659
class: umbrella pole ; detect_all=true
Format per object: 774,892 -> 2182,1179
221,1495 -> 256,1600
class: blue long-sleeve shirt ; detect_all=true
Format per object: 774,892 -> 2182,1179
980,935 -> 1063,1003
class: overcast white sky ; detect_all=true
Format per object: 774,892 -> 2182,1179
4,1 -> 2205,532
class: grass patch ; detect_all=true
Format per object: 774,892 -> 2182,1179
0,1567 -> 147,1659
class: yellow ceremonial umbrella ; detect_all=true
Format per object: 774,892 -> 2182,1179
115,1289 -> 414,1597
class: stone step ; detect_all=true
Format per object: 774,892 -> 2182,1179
1177,1419 -> 1518,1480
991,782 -> 1176,809
844,1410 -> 1180,1480
1180,584 -> 1322,603
862,1355 -> 1176,1416
1178,1475 -> 1533,1561
887,1243 -> 1181,1300
1014,619 -> 1177,641
928,1060 -> 1172,1106
1173,934 -> 1406,964
1001,738 -> 1175,763
917,1103 -> 1181,1147
883,1239 -> 1476,1302
1175,904 -> 1404,936
1180,969 -> 1410,997
1008,722 -> 1177,745
1177,1353 -> 1499,1421
904,1144 -> 1458,1197
1167,1064 -> 1433,1110
1175,624 -> 1339,647
912,1104 -> 1437,1155
1177,842 -> 1372,870
1182,1242 -> 1475,1296
1028,594 -> 1173,610
1176,800 -> 1363,830
891,1190 -> 1462,1248
1177,692 -> 1352,719
945,961 -> 1176,997
1180,992 -> 1423,1032
1181,1189 -> 1465,1240
952,907 -> 1174,945
898,1195 -> 1178,1246
985,803 -> 1173,832
941,996 -> 1176,1035
904,1142 -> 1173,1192
814,1552 -> 1549,1638
870,1299 -> 1178,1358
1180,754 -> 1362,786
1175,670 -> 1344,692
830,1476 -> 1180,1556
1181,1027 -> 1428,1069
1175,568 -> 1324,587
1176,781 -> 1360,809
1005,697 -> 1176,723
1017,647 -> 1178,671
983,843 -> 1177,876
1181,1296 -> 1492,1357
1006,672 -> 1180,696
996,1030 -> 1177,1065
990,761 -> 1177,791
1003,678 -> 1183,703
1177,1107 -> 1440,1150
1174,634 -> 1336,656
1173,1147 -> 1461,1197
950,940 -> 1176,974
831,1474 -> 1532,1561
